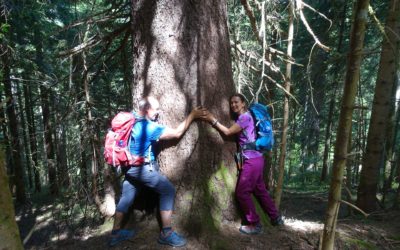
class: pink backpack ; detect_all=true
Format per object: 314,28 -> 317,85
104,112 -> 145,167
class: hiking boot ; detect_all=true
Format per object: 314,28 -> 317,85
271,216 -> 284,226
158,230 -> 187,247
239,223 -> 262,235
108,229 -> 136,247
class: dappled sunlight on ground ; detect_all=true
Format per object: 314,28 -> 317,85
282,217 -> 323,232
17,192 -> 400,249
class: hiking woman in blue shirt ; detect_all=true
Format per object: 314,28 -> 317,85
203,93 -> 283,235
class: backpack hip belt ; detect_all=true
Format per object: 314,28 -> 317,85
241,142 -> 257,151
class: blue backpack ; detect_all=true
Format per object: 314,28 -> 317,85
243,103 -> 274,152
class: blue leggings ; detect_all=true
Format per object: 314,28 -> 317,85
116,163 -> 176,213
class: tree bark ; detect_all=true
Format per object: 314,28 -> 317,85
356,0 -> 400,213
80,25 -> 105,214
321,2 -> 347,182
394,154 -> 400,208
382,79 -> 399,205
0,144 -> 23,250
2,53 -> 26,203
33,26 -> 58,196
23,79 -> 41,192
40,83 -> 58,195
274,0 -> 294,209
131,0 -> 237,234
16,81 -> 33,189
321,0 -> 370,248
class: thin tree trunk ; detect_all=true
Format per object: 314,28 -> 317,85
0,144 -> 23,250
321,91 -> 336,182
382,79 -> 399,205
2,54 -> 26,203
321,0 -> 370,248
16,81 -> 33,189
356,0 -> 400,212
81,25 -> 103,212
345,123 -> 354,216
57,124 -> 70,188
321,3 -> 347,182
274,0 -> 294,209
34,26 -> 58,196
300,94 -> 310,184
23,81 -> 41,192
79,134 -> 88,190
394,154 -> 400,208
288,103 -> 298,179
40,83 -> 58,195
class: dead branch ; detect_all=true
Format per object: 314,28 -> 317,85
346,151 -> 363,157
251,0 -> 262,11
302,1 -> 332,29
274,81 -> 301,105
231,41 -> 300,69
231,41 -> 280,73
296,0 -> 330,52
23,221 -> 39,245
58,35 -> 101,57
353,105 -> 369,110
59,23 -> 130,57
240,0 -> 261,43
368,5 -> 400,52
343,185 -> 353,201
60,15 -> 128,32
59,1 -> 130,32
339,199 -> 369,217
239,0 -> 292,59
89,30 -> 130,84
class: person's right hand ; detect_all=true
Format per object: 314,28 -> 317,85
203,111 -> 217,124
191,106 -> 208,119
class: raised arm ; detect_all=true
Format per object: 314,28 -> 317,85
159,107 -> 206,140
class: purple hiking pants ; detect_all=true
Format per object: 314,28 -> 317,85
235,156 -> 279,224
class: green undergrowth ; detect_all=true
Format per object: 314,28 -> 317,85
342,236 -> 377,250
284,182 -> 330,193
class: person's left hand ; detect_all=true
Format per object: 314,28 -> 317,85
201,110 -> 216,124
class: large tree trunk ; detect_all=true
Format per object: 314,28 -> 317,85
0,144 -> 23,250
274,0 -> 294,209
321,0 -> 370,248
131,0 -> 237,235
356,0 -> 400,213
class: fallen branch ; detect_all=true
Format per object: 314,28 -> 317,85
23,221 -> 38,245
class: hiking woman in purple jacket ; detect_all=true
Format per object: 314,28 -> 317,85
203,93 -> 283,234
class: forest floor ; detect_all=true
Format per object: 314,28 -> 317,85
17,191 -> 400,250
